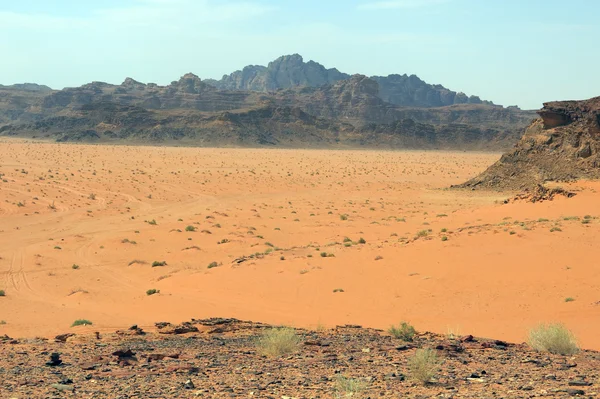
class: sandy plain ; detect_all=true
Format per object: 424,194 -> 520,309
0,139 -> 599,349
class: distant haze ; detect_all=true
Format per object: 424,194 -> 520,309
0,0 -> 598,110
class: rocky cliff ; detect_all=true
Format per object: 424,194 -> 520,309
206,54 -> 493,108
205,54 -> 349,92
0,58 -> 536,150
372,74 -> 492,107
459,96 -> 600,190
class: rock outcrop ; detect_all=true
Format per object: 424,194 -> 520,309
206,54 -> 493,108
372,74 -> 492,107
205,54 -> 350,92
459,96 -> 600,190
0,57 -> 536,150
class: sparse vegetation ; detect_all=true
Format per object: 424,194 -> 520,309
185,225 -> 196,232
0,290 -> 5,297
151,261 -> 167,267
334,375 -> 367,398
333,288 -> 345,293
255,327 -> 301,357
128,259 -> 147,266
408,348 -> 440,384
388,322 -> 416,341
564,297 -> 575,302
146,219 -> 157,225
71,264 -> 80,270
358,237 -> 366,244
528,323 -> 579,355
146,289 -> 160,296
207,261 -> 219,269
71,319 -> 93,327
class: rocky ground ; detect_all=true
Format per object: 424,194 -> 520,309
1,319 -> 599,399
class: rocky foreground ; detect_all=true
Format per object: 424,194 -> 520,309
1,319 -> 599,399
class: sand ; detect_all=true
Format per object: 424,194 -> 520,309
1,139 -> 599,349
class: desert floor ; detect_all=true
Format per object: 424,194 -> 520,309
1,140 -> 599,349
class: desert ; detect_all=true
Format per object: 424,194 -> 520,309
1,139 -> 600,346
2,1 -> 600,396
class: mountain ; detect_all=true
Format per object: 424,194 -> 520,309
206,54 -> 493,108
459,96 -> 600,190
372,74 -> 491,107
0,55 -> 537,150
205,54 -> 349,92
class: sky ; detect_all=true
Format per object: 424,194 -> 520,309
0,0 -> 598,109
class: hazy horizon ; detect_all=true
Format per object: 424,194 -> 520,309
1,0 -> 598,109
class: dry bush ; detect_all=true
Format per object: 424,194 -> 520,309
256,327 -> 301,357
334,375 -> 367,398
388,321 -> 416,341
408,348 -> 440,384
528,323 -> 579,355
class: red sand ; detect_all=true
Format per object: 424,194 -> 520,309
1,140 -> 599,349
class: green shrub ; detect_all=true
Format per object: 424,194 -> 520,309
256,327 -> 301,357
358,237 -> 366,244
528,323 -> 579,355
388,322 -> 416,341
207,261 -> 219,269
72,264 -> 80,270
185,225 -> 196,232
408,348 -> 439,384
71,319 -> 93,327
151,261 -> 167,267
0,290 -> 5,297
146,289 -> 160,296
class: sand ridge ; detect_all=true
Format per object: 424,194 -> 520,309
0,139 -> 599,349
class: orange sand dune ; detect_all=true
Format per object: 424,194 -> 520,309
1,140 -> 599,349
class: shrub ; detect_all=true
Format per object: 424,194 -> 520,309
416,230 -> 429,238
207,261 -> 219,269
185,225 -> 196,232
334,375 -> 367,398
71,264 -> 80,270
71,319 -> 93,327
320,252 -> 328,257
340,214 -> 348,221
256,327 -> 301,357
146,289 -> 160,296
528,323 -> 579,355
408,348 -> 439,384
358,237 -> 366,244
0,290 -> 5,296
388,322 -> 416,341
151,261 -> 167,267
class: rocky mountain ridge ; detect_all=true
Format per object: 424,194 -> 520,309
207,54 -> 494,108
0,56 -> 537,150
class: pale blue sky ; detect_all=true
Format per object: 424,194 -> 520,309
0,0 -> 598,109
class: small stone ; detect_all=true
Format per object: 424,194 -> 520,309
51,383 -> 74,392
568,381 -> 592,386
46,353 -> 62,367
184,379 -> 195,389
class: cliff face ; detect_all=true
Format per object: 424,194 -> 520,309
0,55 -> 536,150
459,96 -> 600,190
205,54 -> 350,92
40,74 -> 259,113
372,74 -> 491,107
207,54 -> 493,108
